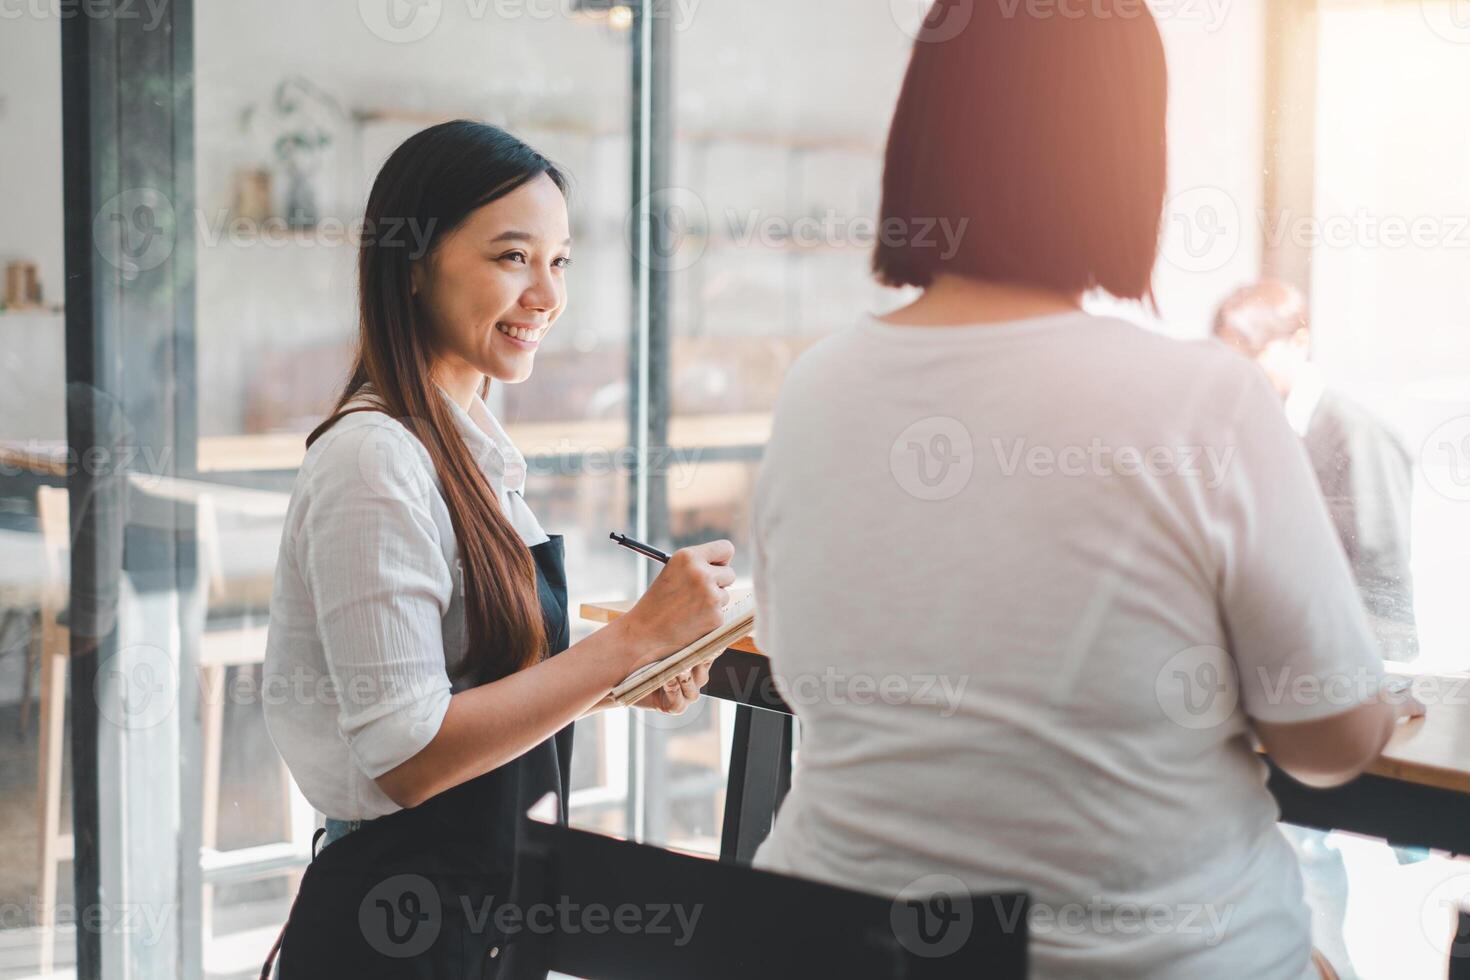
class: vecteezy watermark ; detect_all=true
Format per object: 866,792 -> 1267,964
1016,896 -> 1237,946
1260,208 -> 1470,253
0,898 -> 176,946
1422,0 -> 1470,44
713,665 -> 970,717
208,664 -> 450,726
1162,185 -> 1470,274
771,668 -> 970,717
194,210 -> 439,258
626,186 -> 708,273
351,415 -> 440,507
522,440 -> 705,490
1421,415 -> 1470,502
889,0 -> 975,43
1156,652 -> 1455,731
1252,667 -> 1461,713
632,682 -> 716,732
93,187 -> 178,278
358,876 -> 704,959
891,874 -> 975,957
1419,873 -> 1470,958
0,439 -> 174,485
995,0 -> 1230,30
890,416 -> 975,501
992,438 -> 1236,489
96,643 -> 178,731
1160,186 -> 1244,274
724,210 -> 968,260
1155,645 -> 1240,730
357,0 -> 701,43
0,0 -> 170,30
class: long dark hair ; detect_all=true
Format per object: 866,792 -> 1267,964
309,120 -> 569,684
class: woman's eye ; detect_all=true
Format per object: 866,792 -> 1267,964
499,251 -> 528,264
554,256 -> 573,269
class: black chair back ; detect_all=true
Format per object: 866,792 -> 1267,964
1449,910 -> 1470,979
508,813 -> 1028,979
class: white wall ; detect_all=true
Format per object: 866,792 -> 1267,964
0,13 -> 63,306
1092,0 -> 1267,337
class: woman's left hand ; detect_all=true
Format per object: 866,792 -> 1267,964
634,661 -> 712,715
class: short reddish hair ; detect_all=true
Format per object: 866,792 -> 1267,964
874,0 -> 1168,303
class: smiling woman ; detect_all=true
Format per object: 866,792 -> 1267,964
412,173 -> 574,393
260,120 -> 735,977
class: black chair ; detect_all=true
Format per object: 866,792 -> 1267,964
506,810 -> 1029,979
1449,910 -> 1470,980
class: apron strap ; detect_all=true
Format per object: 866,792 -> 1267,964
258,827 -> 326,979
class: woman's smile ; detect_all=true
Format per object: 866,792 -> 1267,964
494,319 -> 548,350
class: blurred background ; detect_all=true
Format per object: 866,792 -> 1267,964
1,0 -> 1469,977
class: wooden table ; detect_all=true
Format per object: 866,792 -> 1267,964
0,413 -> 773,475
582,600 -> 1470,861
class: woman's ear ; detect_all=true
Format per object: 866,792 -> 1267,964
409,259 -> 424,298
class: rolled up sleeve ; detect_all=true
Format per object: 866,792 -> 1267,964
297,421 -> 455,779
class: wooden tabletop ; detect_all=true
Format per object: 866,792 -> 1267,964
0,413 -> 774,476
580,600 -> 1470,796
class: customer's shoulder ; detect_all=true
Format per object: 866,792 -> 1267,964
1079,315 -> 1265,405
783,313 -> 1255,385
1082,314 -> 1248,369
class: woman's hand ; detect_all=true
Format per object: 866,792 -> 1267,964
633,661 -> 713,715
617,540 -> 735,671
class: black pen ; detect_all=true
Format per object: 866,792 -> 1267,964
609,532 -> 671,564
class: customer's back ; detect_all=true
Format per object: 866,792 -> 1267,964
748,3 -> 1405,978
752,308 -> 1381,978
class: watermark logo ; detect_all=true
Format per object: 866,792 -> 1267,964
1160,186 -> 1242,274
724,210 -> 967,259
633,683 -> 714,732
93,188 -> 177,277
0,0 -> 171,30
358,0 -> 443,42
1423,0 -> 1470,43
768,668 -> 969,717
1419,873 -> 1470,957
1155,645 -> 1239,730
0,898 -> 175,946
891,873 -> 974,958
360,874 -> 443,958
1421,415 -> 1470,502
992,437 -> 1235,488
1025,896 -> 1235,945
96,643 -> 178,731
627,186 -> 708,273
890,416 -> 975,501
990,0 -> 1232,32
890,0 -> 974,43
354,416 -> 438,506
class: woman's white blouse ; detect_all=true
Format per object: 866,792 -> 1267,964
263,385 -> 548,820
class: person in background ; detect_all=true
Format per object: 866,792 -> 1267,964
1214,280 -> 1418,661
1214,281 -> 1423,980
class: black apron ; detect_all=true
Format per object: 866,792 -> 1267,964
265,535 -> 574,980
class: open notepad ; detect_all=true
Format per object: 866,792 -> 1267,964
610,591 -> 757,706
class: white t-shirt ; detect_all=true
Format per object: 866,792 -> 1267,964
263,384 -> 548,820
751,312 -> 1385,980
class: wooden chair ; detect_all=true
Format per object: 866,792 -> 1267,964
31,485 -> 314,973
506,807 -> 1030,979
